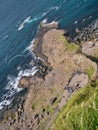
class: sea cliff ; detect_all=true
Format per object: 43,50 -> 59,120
0,21 -> 98,130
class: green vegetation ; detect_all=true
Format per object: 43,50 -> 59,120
32,101 -> 38,110
60,34 -> 81,53
50,88 -> 56,95
66,42 -> 80,52
52,81 -> 98,130
42,105 -> 53,113
85,67 -> 95,80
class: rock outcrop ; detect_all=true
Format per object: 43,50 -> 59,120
0,22 -> 97,130
82,41 -> 98,59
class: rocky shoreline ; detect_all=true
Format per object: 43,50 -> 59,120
66,19 -> 98,44
0,21 -> 98,130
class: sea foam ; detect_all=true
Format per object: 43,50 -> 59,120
18,16 -> 31,31
0,65 -> 38,110
42,20 -> 58,26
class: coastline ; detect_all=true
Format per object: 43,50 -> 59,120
0,21 -> 98,130
33,22 -> 59,68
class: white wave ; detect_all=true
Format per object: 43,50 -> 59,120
42,20 -> 58,26
17,5 -> 60,31
82,18 -> 86,23
49,6 -> 59,11
3,35 -> 8,40
63,0 -> 67,3
17,66 -> 21,71
18,16 -> 31,31
55,6 -> 59,10
42,19 -> 48,24
46,21 -> 58,25
18,7 -> 59,31
42,12 -> 48,17
74,21 -> 78,24
88,16 -> 92,19
23,39 -> 36,57
28,17 -> 39,23
0,106 -> 3,110
24,39 -> 35,52
0,100 -> 11,110
8,54 -> 22,63
28,12 -> 47,24
26,7 -> 59,25
18,66 -> 38,77
0,65 -> 38,110
7,66 -> 38,90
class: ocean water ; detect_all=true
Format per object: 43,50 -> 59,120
0,0 -> 98,109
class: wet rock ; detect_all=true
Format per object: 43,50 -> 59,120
34,114 -> 39,119
34,59 -> 50,80
47,112 -> 50,115
18,77 -> 30,88
68,20 -> 98,43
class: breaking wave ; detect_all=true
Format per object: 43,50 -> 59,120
0,66 -> 38,110
17,5 -> 60,31
18,16 -> 31,31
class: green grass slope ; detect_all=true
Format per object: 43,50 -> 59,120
52,81 -> 98,130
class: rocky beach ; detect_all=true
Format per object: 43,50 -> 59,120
0,20 -> 98,130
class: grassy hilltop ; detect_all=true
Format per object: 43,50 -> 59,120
52,80 -> 98,130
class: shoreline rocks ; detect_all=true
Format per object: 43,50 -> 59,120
66,19 -> 98,44
82,41 -> 98,61
33,22 -> 59,68
0,20 -> 98,130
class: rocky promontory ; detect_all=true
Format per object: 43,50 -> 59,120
0,21 -> 98,130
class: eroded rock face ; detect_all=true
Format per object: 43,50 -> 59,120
18,59 -> 50,89
42,29 -> 66,68
82,41 -> 98,59
50,97 -> 57,105
69,19 -> 98,43
69,72 -> 88,89
0,22 -> 98,130
18,77 -> 30,88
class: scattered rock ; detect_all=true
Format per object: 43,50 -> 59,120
67,19 -> 98,43
34,114 -> 39,119
18,77 -> 30,88
82,41 -> 98,59
50,97 -> 57,105
69,73 -> 88,89
0,20 -> 98,130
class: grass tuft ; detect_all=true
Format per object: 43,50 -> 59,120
52,81 -> 98,130
85,67 -> 95,80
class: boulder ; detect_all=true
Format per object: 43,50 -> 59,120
18,77 -> 30,88
50,97 -> 57,105
82,41 -> 98,59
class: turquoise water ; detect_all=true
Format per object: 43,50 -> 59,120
0,0 -> 98,109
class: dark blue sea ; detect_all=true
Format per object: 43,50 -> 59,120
0,0 -> 98,109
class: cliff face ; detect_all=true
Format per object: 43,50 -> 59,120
0,22 -> 98,130
82,41 -> 98,59
51,22 -> 98,130
42,29 -> 65,68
